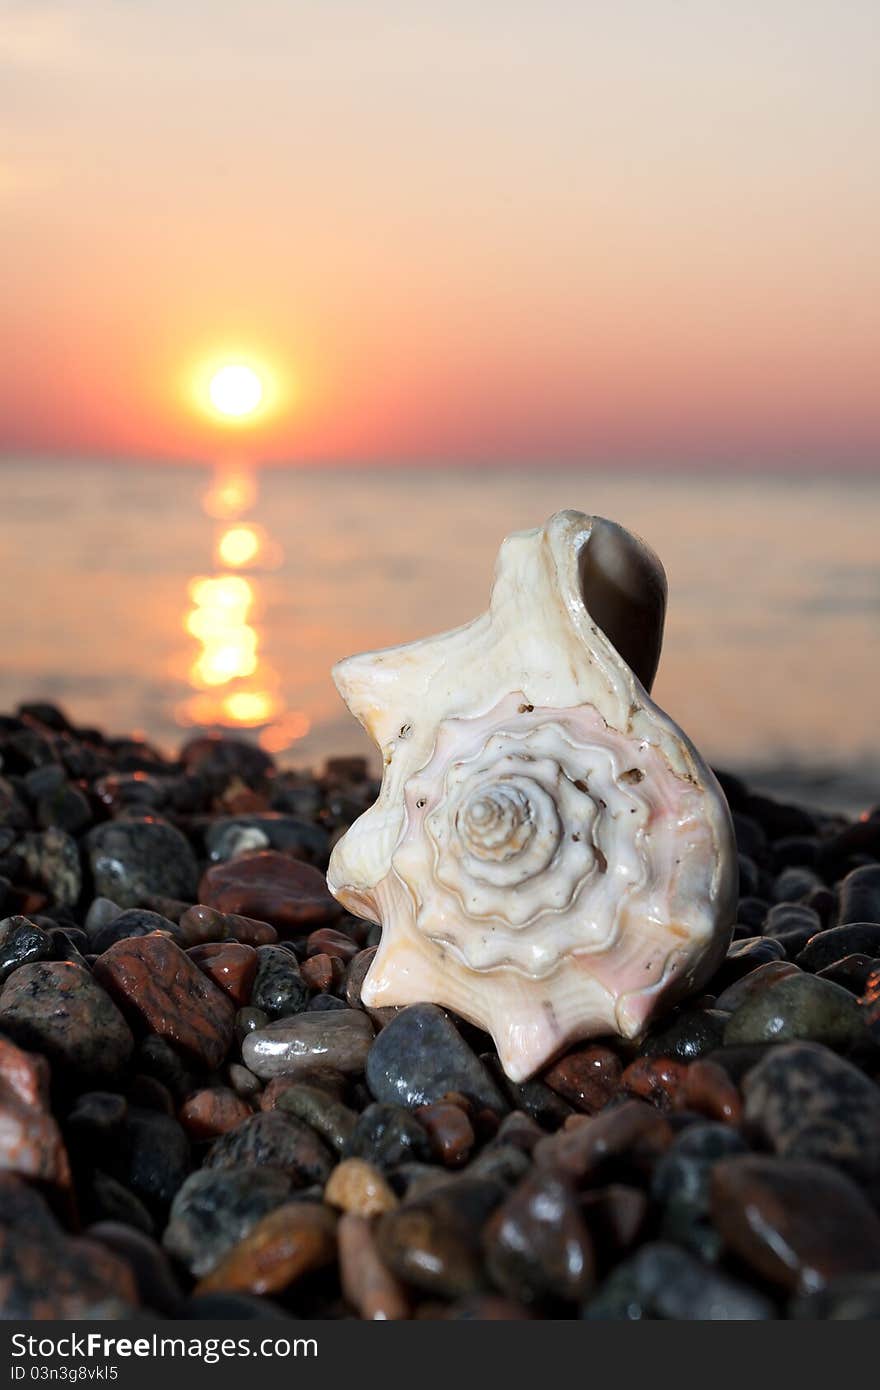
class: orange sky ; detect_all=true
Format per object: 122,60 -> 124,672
2,1 -> 879,467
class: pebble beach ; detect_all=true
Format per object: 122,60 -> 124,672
1,700 -> 879,1320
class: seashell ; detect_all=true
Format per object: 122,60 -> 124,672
327,510 -> 737,1082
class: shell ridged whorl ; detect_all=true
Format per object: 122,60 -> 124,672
327,510 -> 737,1082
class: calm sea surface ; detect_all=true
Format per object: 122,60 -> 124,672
0,460 -> 877,812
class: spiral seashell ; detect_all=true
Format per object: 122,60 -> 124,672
327,510 -> 736,1081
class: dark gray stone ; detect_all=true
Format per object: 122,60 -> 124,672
582,1241 -> 776,1319
742,1041 -> 880,1196
723,972 -> 866,1048
250,945 -> 309,1018
365,1004 -> 507,1111
162,1165 -> 293,1277
85,818 -> 198,909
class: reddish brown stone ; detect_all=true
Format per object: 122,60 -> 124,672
306,927 -> 360,962
620,1056 -> 688,1110
300,953 -> 344,993
179,1087 -> 252,1141
543,1045 -> 623,1113
0,1036 -> 49,1110
484,1169 -> 595,1303
711,1155 -> 880,1293
94,934 -> 235,1070
0,1077 -> 71,1187
199,852 -> 340,933
534,1099 -> 673,1180
415,1102 -> 475,1168
179,903 -> 278,947
195,1201 -> 337,1295
619,1055 -> 741,1124
188,942 -> 257,1006
683,1060 -> 743,1125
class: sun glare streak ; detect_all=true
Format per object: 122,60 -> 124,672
177,463 -> 307,753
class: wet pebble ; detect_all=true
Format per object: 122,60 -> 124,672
773,865 -> 822,903
711,1155 -> 880,1293
195,1201 -> 337,1296
89,908 -> 185,955
762,902 -> 822,954
484,1169 -> 594,1304
179,1087 -> 252,1141
187,941 -> 257,1006
11,827 -> 81,908
306,992 -> 349,1014
204,814 -> 329,867
542,1044 -> 622,1113
837,864 -> 880,926
742,1041 -> 880,1196
651,1121 -> 748,1261
415,1101 -> 475,1167
345,1102 -> 432,1170
204,1110 -> 334,1186
243,1008 -> 374,1081
119,1107 -> 190,1219
178,903 -> 278,947
94,933 -> 235,1071
274,1082 -> 358,1151
714,959 -> 800,1012
583,1240 -> 775,1320
796,922 -> 880,972
300,954 -> 344,993
339,1212 -> 410,1319
324,1157 -> 398,1216
0,960 -> 133,1084
377,1178 -> 503,1299
0,914 -> 54,984
641,1008 -> 727,1061
199,851 -> 340,932
365,1004 -> 506,1112
250,944 -> 310,1018
163,1165 -> 294,1277
0,1173 -> 136,1317
86,817 -> 198,909
816,954 -> 880,993
306,926 -> 360,962
711,934 -> 786,992
723,971 -> 866,1048
534,1100 -> 673,1181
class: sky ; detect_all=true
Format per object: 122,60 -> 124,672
1,0 -> 879,468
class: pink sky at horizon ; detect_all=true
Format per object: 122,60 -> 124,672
2,1 -> 879,470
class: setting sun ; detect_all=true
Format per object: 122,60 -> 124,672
208,364 -> 264,418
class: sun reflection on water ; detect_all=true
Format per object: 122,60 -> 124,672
176,463 -> 310,753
